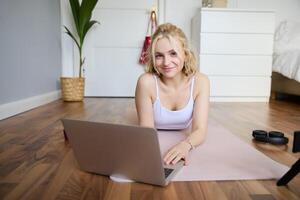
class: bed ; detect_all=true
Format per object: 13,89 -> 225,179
271,20 -> 300,97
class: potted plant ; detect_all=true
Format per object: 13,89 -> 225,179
61,0 -> 99,101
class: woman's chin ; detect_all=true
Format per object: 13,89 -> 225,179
161,71 -> 178,78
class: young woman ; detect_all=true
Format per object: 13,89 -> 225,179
135,23 -> 210,165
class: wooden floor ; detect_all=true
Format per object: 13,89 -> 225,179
0,98 -> 299,200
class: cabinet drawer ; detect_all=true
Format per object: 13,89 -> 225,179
209,76 -> 271,97
199,55 -> 272,76
200,33 -> 274,55
201,9 -> 275,33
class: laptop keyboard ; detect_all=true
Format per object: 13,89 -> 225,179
164,168 -> 174,178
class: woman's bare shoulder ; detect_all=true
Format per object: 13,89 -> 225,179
138,72 -> 154,81
136,73 -> 155,91
138,72 -> 154,84
194,72 -> 209,85
193,72 -> 210,94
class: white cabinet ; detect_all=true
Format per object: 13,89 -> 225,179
192,8 -> 275,102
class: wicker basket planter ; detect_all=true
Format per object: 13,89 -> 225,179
61,77 -> 85,102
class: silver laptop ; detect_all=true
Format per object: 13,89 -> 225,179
61,118 -> 184,186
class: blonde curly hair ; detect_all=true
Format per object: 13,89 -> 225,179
145,23 -> 198,76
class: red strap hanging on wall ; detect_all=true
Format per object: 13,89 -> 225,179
139,11 -> 158,65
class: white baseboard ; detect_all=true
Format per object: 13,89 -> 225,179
0,90 -> 61,120
210,96 -> 270,102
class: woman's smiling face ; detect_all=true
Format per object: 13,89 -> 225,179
154,37 -> 185,78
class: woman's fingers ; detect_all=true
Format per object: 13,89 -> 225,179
183,155 -> 189,165
164,142 -> 191,165
171,154 -> 183,165
164,150 -> 179,164
164,150 -> 186,165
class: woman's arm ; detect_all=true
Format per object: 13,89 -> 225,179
185,73 -> 210,147
135,74 -> 155,128
163,73 -> 210,165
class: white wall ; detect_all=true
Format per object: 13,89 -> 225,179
164,0 -> 202,41
0,0 -> 61,120
228,0 -> 300,27
61,0 -> 75,77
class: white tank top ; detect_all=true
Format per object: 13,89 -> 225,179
153,75 -> 195,130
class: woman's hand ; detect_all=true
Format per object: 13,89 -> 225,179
163,141 -> 191,165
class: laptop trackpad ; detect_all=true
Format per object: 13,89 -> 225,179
110,174 -> 135,183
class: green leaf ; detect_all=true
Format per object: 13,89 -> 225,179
64,0 -> 99,77
78,0 -> 98,44
82,20 -> 99,43
64,26 -> 80,49
68,0 -> 80,36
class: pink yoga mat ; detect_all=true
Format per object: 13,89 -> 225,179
158,120 -> 289,181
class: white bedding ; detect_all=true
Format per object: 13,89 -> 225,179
273,50 -> 300,82
272,20 -> 300,82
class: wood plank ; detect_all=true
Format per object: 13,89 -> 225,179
261,180 -> 300,200
152,183 -> 179,200
41,150 -> 76,200
103,182 -> 131,200
198,181 -> 229,200
241,180 -> 271,195
3,163 -> 56,200
218,181 -> 252,200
